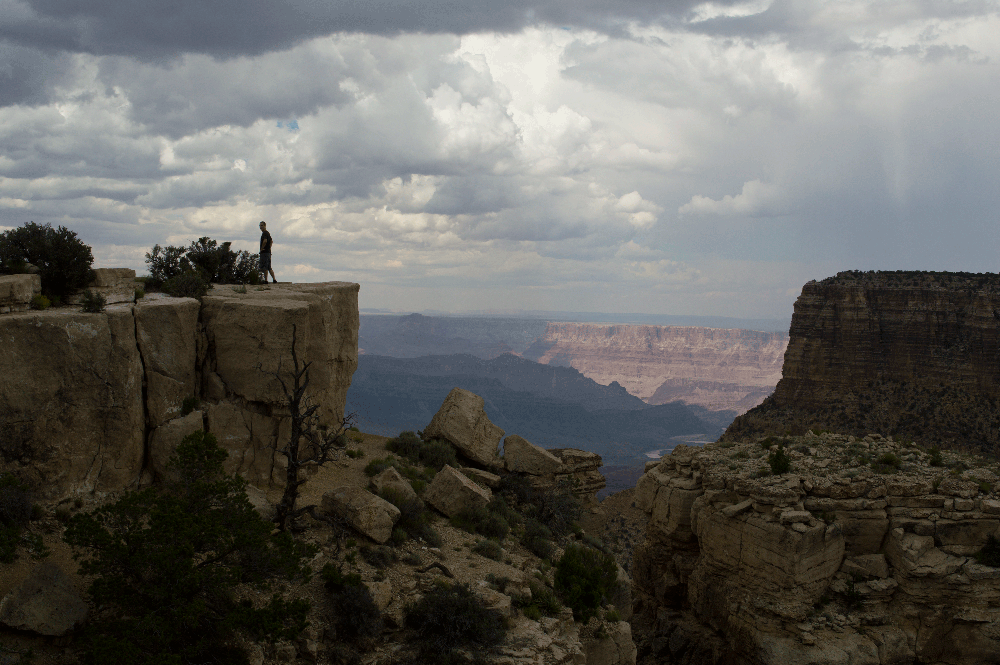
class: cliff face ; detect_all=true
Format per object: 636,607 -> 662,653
631,435 -> 1000,665
523,323 -> 787,413
727,271 -> 1000,452
0,276 -> 360,499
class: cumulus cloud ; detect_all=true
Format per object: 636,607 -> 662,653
3,1 -> 1000,319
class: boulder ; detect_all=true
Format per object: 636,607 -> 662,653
0,562 -> 88,636
147,411 -> 204,481
423,388 -> 504,468
135,297 -> 200,427
503,435 -> 564,475
423,465 -> 492,517
205,401 -> 282,484
460,466 -> 501,489
0,273 -> 40,312
321,486 -> 400,544
582,620 -> 637,665
370,467 -> 417,501
89,268 -> 137,304
0,307 -> 144,498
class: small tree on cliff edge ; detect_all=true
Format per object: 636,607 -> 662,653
267,324 -> 355,531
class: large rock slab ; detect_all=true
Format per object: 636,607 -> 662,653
200,282 -> 359,426
423,388 -> 504,468
0,306 -> 144,498
321,486 -> 400,544
423,465 -> 492,517
0,562 -> 87,636
0,274 -> 40,313
135,297 -> 200,427
582,620 -> 637,665
205,401 -> 283,484
503,434 -> 564,475
370,467 -> 417,501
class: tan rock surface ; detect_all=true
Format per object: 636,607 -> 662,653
200,282 -> 359,426
631,433 -> 1000,665
0,562 -> 87,636
320,486 -> 401,544
0,306 -> 144,498
147,410 -> 204,481
504,434 -> 564,475
423,465 -> 492,517
135,297 -> 200,427
0,273 -> 40,312
423,387 -> 504,468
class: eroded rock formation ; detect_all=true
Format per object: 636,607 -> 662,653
523,322 -> 787,413
0,278 -> 360,499
727,271 -> 1000,453
631,434 -> 1000,665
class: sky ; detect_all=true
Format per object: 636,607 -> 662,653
2,0 -> 999,320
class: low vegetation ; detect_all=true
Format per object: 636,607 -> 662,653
554,543 -> 618,622
145,236 -> 260,290
63,430 -> 312,665
0,221 -> 94,297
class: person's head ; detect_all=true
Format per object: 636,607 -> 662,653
259,221 -> 266,230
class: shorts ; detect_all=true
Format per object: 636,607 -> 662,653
259,252 -> 271,272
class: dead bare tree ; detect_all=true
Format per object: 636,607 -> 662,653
267,323 -> 356,531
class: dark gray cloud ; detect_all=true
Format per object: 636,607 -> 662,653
1,0 -> 736,61
0,40 -> 71,106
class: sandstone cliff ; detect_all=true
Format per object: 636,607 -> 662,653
0,274 -> 360,499
726,271 -> 1000,453
630,434 -> 1000,665
522,323 -> 787,414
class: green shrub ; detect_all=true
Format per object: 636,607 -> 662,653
451,504 -> 509,540
145,238 -> 260,288
0,222 -> 94,297
321,564 -> 383,642
871,452 -> 902,474
554,544 -> 618,622
180,395 -> 200,417
928,447 -> 944,467
378,488 -> 440,546
63,430 -> 312,665
79,290 -> 106,313
134,286 -> 145,299
605,608 -> 621,622
768,444 -> 792,475
162,269 -> 209,298
512,579 -> 561,619
360,545 -> 396,569
346,448 -> 364,459
405,583 -> 506,653
521,518 -> 554,559
472,539 -> 503,561
30,294 -> 49,310
976,534 -> 1000,568
386,431 -> 459,471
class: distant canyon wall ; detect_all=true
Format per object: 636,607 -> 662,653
0,274 -> 359,499
726,271 -> 1000,453
522,323 -> 788,414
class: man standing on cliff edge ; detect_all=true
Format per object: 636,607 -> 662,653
259,221 -> 277,284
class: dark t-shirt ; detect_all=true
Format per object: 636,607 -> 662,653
260,230 -> 273,254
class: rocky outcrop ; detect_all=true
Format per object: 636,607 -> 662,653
0,280 -> 360,498
631,433 -> 1000,665
423,387 -> 504,468
504,434 -> 565,475
0,562 -> 88,636
523,322 -> 787,413
727,271 -> 1000,453
423,465 -> 492,517
320,486 -> 401,544
0,274 -> 41,313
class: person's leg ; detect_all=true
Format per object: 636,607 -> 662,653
268,268 -> 277,283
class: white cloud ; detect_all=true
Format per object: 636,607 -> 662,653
678,179 -> 787,217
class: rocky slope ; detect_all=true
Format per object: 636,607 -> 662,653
726,271 -> 1000,454
630,433 -> 1000,665
522,323 -> 787,414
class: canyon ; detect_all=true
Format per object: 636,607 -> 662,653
522,322 -> 788,414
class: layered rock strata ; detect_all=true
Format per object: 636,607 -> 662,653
0,280 -> 360,498
631,433 -> 1000,665
522,322 -> 787,413
727,271 -> 1000,453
